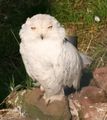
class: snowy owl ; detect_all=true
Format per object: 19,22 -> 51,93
19,14 -> 91,103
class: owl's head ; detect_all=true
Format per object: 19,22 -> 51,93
19,14 -> 65,43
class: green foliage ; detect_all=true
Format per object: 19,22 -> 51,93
51,0 -> 107,24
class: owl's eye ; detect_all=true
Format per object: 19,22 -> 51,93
48,25 -> 53,29
31,27 -> 36,30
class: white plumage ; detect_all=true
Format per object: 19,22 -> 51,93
19,14 -> 91,102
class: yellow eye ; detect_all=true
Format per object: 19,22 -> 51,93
48,25 -> 52,29
31,27 -> 36,30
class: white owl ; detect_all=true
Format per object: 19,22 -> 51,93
19,14 -> 91,103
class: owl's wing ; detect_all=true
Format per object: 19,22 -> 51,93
64,37 -> 92,68
65,36 -> 78,48
61,39 -> 82,89
62,38 -> 92,89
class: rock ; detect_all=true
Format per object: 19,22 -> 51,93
0,108 -> 25,120
23,88 -> 71,120
69,84 -> 107,120
70,86 -> 107,104
80,86 -> 107,103
6,88 -> 71,120
69,92 -> 107,120
69,93 -> 92,120
93,67 -> 107,93
80,103 -> 107,120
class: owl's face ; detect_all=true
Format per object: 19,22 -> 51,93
20,14 -> 65,43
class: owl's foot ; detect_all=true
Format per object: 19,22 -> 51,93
43,94 -> 64,105
40,85 -> 45,92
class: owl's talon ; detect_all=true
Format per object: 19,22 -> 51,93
40,86 -> 45,92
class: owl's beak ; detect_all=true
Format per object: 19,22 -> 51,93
40,34 -> 44,40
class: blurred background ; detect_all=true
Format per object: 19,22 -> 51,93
0,0 -> 107,107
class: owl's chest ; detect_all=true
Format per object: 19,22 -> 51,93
20,40 -> 62,64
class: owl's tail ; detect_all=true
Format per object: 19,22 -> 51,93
80,53 -> 92,68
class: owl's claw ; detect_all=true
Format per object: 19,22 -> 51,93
40,85 -> 45,92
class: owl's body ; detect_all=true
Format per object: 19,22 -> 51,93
20,14 -> 88,102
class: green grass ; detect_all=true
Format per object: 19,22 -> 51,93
0,0 -> 107,107
51,0 -> 107,25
